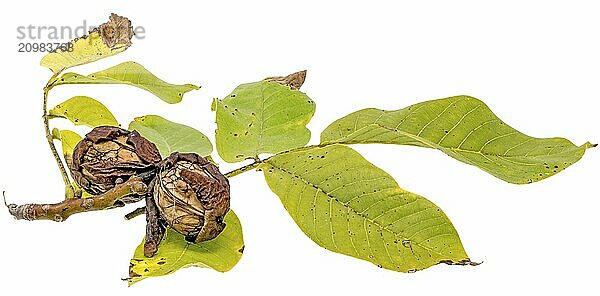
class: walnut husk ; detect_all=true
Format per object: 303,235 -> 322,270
153,152 -> 230,243
70,126 -> 161,195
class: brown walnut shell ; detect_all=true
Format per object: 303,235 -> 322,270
153,152 -> 230,243
70,126 -> 161,195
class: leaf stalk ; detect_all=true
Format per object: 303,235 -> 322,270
223,143 -> 335,179
224,161 -> 262,178
43,72 -> 75,199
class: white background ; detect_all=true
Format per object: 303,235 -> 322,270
0,1 -> 598,295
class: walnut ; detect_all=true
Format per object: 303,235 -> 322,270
70,126 -> 161,195
153,152 -> 230,243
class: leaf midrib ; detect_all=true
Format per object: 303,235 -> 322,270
255,83 -> 285,157
338,121 -> 581,159
63,72 -> 179,95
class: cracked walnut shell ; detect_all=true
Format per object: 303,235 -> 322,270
153,152 -> 230,243
70,126 -> 161,195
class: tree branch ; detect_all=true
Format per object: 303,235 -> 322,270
6,177 -> 148,222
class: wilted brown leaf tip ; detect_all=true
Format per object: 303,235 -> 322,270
99,13 -> 134,48
267,70 -> 307,90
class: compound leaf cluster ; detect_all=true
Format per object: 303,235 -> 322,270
25,14 -> 594,286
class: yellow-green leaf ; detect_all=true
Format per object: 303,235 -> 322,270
49,96 -> 118,127
321,96 -> 595,184
260,144 -> 474,272
51,128 -> 81,163
54,62 -> 199,104
128,210 -> 244,285
214,75 -> 315,163
128,115 -> 212,157
40,14 -> 133,74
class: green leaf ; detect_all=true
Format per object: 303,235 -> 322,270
214,78 -> 316,163
49,96 -> 118,127
321,96 -> 595,184
54,62 -> 199,104
51,128 -> 81,162
259,144 -> 473,272
41,14 -> 133,74
128,210 -> 244,285
128,115 -> 212,157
